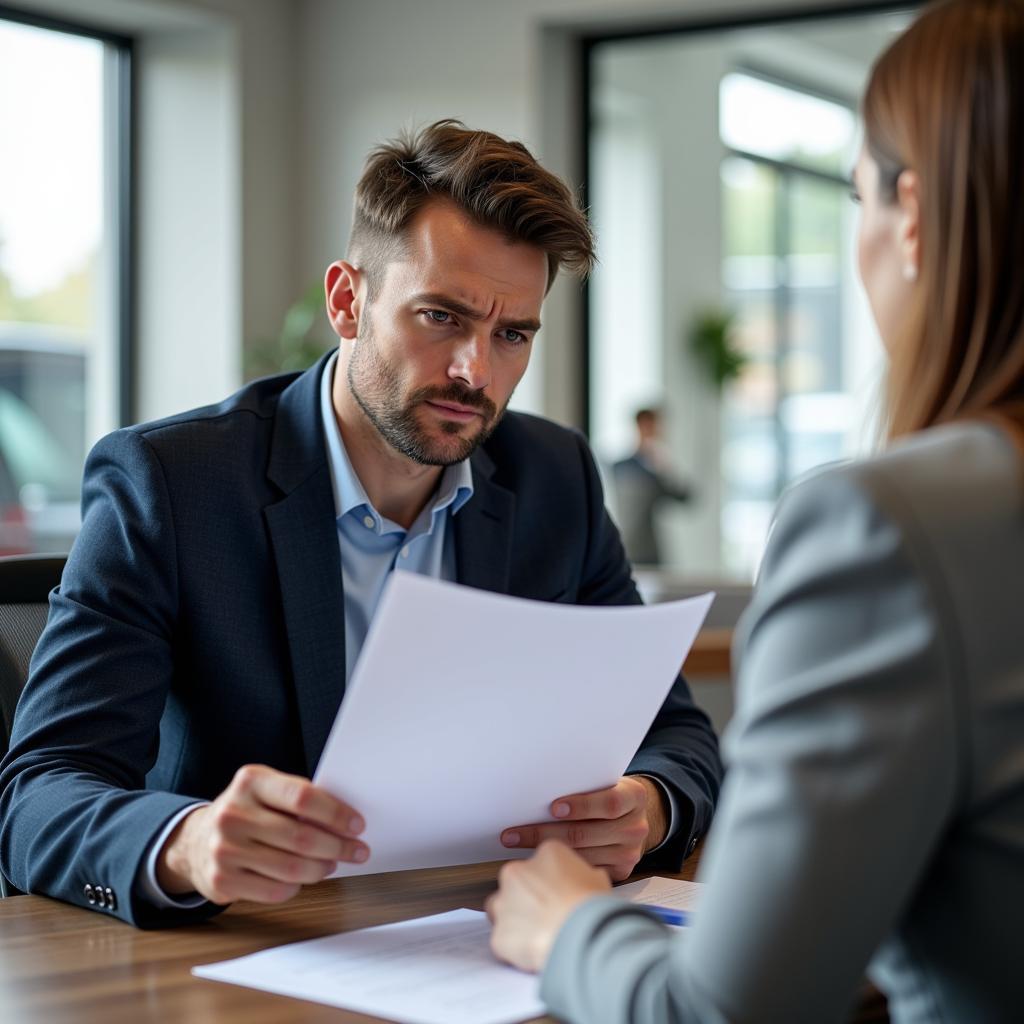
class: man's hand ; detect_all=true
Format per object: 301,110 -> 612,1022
156,764 -> 369,905
500,775 -> 668,882
487,839 -> 610,972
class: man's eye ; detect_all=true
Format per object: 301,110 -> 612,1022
424,310 -> 451,324
500,329 -> 528,345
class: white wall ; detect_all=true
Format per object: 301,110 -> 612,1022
196,0 -> 300,389
135,23 -> 240,419
135,0 -> 300,419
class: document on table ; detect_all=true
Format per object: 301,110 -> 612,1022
193,909 -> 543,1024
313,572 -> 714,876
614,874 -> 703,912
193,880 -> 702,1023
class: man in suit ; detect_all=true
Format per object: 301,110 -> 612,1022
612,408 -> 693,567
0,121 -> 721,927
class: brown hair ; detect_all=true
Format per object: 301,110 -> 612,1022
863,0 -> 1024,440
348,119 -> 595,295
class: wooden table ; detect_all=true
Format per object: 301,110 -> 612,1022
683,628 -> 732,678
0,847 -> 891,1023
0,854 -> 700,1023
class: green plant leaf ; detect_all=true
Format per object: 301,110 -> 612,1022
688,308 -> 747,390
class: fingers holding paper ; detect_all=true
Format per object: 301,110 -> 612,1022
487,839 -> 610,972
156,764 -> 370,905
500,775 -> 668,882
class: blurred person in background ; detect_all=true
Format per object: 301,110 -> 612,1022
488,2 -> 1024,1020
612,407 -> 693,567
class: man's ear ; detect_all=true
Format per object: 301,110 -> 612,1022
325,261 -> 363,340
896,169 -> 921,281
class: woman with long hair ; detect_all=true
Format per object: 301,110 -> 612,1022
487,2 -> 1024,1020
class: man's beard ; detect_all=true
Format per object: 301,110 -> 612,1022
347,318 -> 506,466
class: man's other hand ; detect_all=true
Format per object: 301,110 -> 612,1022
155,764 -> 369,905
500,775 -> 668,882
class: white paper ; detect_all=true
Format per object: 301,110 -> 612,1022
193,909 -> 542,1024
314,573 -> 714,876
615,875 -> 703,912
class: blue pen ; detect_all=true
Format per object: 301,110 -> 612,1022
645,905 -> 692,927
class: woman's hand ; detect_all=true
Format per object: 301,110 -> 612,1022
487,839 -> 612,972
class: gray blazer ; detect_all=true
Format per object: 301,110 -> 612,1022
542,422 -> 1024,1023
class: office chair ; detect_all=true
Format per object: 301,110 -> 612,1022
0,553 -> 65,898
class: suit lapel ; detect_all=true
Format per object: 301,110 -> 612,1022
454,447 -> 516,594
264,353 -> 347,775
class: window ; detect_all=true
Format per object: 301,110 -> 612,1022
719,73 -> 881,577
586,11 -> 904,582
0,10 -> 130,555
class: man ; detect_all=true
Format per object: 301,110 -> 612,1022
0,121 -> 721,927
612,407 -> 693,566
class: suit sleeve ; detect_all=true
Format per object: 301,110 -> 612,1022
571,432 -> 722,868
656,471 -> 692,504
540,465 -> 960,1023
0,428 -> 224,928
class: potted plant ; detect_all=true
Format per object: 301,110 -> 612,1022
688,308 -> 747,390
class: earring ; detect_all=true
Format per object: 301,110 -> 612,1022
903,263 -> 918,282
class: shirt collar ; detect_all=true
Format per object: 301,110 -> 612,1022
319,350 -> 474,526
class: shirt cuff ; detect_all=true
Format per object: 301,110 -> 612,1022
138,802 -> 211,910
629,773 -> 679,854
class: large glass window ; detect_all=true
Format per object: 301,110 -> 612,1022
719,73 -> 879,577
587,12 -> 905,582
0,13 -> 129,555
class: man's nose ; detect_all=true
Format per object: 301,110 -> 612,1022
448,331 -> 491,391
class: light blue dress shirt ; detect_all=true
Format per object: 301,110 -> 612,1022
319,351 -> 475,682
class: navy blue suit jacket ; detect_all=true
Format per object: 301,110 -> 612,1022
0,354 -> 721,926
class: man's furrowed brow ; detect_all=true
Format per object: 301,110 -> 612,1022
412,292 -> 487,321
412,292 -> 541,332
498,314 -> 542,333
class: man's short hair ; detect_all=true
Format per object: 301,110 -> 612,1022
635,408 -> 660,428
349,119 -> 596,295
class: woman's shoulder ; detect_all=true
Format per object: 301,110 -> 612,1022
780,421 -> 1023,546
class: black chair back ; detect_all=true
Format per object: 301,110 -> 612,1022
0,553 -> 66,898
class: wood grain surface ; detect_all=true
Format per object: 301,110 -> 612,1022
683,628 -> 733,678
0,854 -> 701,1023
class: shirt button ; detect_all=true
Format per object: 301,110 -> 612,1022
401,546 -> 410,559
105,887 -> 117,912
362,515 -> 375,530
84,883 -> 96,905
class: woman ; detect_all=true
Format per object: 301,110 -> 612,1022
487,1 -> 1024,1021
